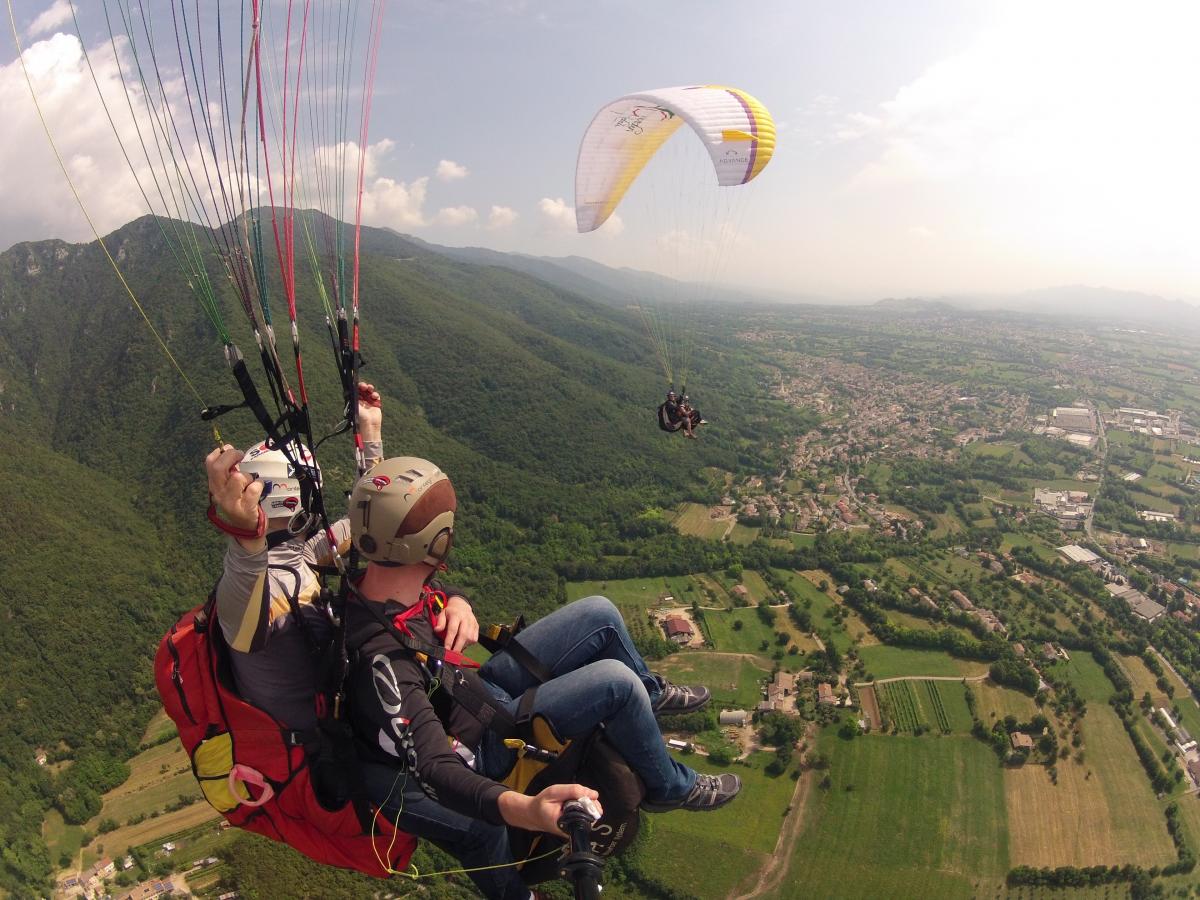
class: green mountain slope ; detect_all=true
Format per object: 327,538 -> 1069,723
0,213 -> 810,893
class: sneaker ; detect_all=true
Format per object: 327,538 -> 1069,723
699,419 -> 709,425
641,773 -> 742,812
651,677 -> 711,717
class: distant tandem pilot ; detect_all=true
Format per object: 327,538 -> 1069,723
657,390 -> 705,438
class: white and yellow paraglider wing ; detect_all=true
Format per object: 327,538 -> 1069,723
574,85 -> 775,233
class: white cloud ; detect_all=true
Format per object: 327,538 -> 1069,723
909,225 -> 934,240
435,205 -> 478,226
831,0 -> 1200,288
486,205 -> 518,229
537,197 -> 621,238
599,212 -> 623,237
0,32 -> 151,248
360,175 -> 429,229
27,1 -> 72,38
538,196 -> 575,232
436,159 -> 468,181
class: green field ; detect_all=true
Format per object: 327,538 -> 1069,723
729,523 -> 761,545
639,751 -> 799,899
964,442 -> 1033,464
703,606 -> 787,660
1000,531 -> 1060,563
973,680 -> 1038,724
739,569 -> 772,603
771,569 -> 855,653
886,609 -> 942,632
671,502 -> 730,541
790,532 -> 817,549
859,646 -> 989,680
566,576 -> 683,620
788,734 -> 1008,898
655,651 -> 769,711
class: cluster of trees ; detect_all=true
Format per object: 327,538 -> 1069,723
758,710 -> 805,776
988,657 -> 1040,694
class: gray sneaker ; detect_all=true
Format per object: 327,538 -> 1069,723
641,773 -> 742,812
651,677 -> 711,718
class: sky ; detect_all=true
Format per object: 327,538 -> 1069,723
3,0 -> 1200,303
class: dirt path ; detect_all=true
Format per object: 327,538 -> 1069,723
854,673 -> 989,687
730,724 -> 816,900
858,683 -> 881,731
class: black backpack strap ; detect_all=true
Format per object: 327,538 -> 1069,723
479,617 -> 554,684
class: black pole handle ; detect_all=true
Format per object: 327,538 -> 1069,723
557,798 -> 604,900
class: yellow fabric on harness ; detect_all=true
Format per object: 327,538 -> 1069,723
500,715 -> 570,793
498,715 -> 573,870
192,733 -> 250,812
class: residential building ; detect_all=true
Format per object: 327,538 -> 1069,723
662,616 -> 694,644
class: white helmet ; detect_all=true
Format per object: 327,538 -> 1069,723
240,440 -> 319,517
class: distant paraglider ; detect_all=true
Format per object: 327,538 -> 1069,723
573,85 -> 775,437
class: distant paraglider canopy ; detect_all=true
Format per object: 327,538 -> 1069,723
575,85 -> 776,397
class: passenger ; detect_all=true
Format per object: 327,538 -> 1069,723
344,457 -> 739,899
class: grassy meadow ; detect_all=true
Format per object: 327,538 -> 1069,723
788,733 -> 1009,899
859,645 -> 990,680
634,750 -> 799,899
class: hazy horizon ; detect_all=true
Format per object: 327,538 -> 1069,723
4,1 -> 1200,305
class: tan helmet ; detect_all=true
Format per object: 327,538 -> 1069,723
349,457 -> 457,566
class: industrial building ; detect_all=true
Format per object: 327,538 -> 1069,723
1052,407 -> 1096,434
1058,544 -> 1100,565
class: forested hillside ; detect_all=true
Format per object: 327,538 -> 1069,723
0,214 -> 810,893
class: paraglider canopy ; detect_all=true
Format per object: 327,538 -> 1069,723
575,85 -> 776,234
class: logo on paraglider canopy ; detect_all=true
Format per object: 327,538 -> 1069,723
611,104 -> 675,135
718,147 -> 749,166
372,475 -> 391,491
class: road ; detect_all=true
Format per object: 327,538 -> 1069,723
1085,410 -> 1107,540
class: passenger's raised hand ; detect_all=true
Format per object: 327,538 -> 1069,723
358,382 -> 382,442
205,444 -> 263,532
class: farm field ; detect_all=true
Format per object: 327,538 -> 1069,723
877,679 -> 974,734
729,523 -> 761,545
1004,653 -> 1177,868
787,734 -> 1008,899
641,750 -> 797,899
885,608 -> 967,635
47,734 -> 218,874
671,502 -> 730,541
770,605 -> 822,655
972,681 -> 1038,725
859,645 -> 990,680
795,570 -> 878,646
655,651 -> 769,711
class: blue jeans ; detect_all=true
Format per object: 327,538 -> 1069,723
365,595 -> 697,898
478,595 -> 696,803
